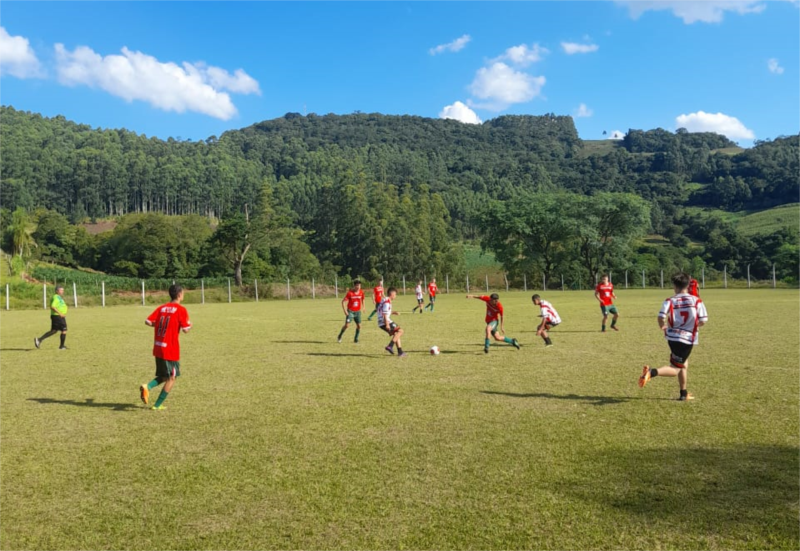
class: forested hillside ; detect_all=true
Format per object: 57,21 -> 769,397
1,105 -> 797,285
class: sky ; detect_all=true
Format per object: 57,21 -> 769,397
1,1 -> 798,146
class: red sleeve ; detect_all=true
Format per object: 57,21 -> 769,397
180,306 -> 191,328
594,284 -> 601,293
498,303 -> 504,315
146,308 -> 160,324
479,296 -> 489,302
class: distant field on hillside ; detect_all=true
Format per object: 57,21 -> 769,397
686,204 -> 799,236
577,140 -> 623,157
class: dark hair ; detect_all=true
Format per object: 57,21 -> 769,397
55,285 -> 65,292
532,294 -> 541,301
489,293 -> 500,300
169,284 -> 183,300
387,287 -> 398,295
672,272 -> 690,290
353,280 -> 361,286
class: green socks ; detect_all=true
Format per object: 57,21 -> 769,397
154,390 -> 169,408
354,329 -> 360,342
503,337 -> 513,344
485,338 -> 491,348
147,378 -> 160,390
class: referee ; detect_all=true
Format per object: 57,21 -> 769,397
34,285 -> 69,350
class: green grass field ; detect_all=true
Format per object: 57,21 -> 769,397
685,204 -> 799,237
1,290 -> 798,550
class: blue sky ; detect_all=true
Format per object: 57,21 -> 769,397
1,1 -> 797,146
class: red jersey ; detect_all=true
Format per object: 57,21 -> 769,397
345,289 -> 365,312
595,283 -> 615,306
688,279 -> 700,297
479,296 -> 503,323
428,282 -> 438,297
146,302 -> 191,361
372,285 -> 384,303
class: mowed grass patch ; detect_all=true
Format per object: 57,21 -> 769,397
1,290 -> 798,550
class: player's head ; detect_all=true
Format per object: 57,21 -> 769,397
531,294 -> 541,305
671,272 -> 690,293
431,278 -> 436,283
169,284 -> 183,301
353,280 -> 361,289
379,279 -> 383,286
601,275 -> 609,283
55,285 -> 65,295
387,287 -> 398,298
489,293 -> 500,305
418,280 -> 423,285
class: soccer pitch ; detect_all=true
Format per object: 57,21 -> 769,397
1,289 -> 798,550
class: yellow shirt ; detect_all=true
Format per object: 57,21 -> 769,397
50,294 -> 68,316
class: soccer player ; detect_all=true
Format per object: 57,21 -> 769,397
412,280 -> 425,313
466,293 -> 521,354
424,278 -> 438,312
139,284 -> 192,410
366,279 -> 384,321
639,272 -> 708,401
532,294 -> 561,347
594,274 -> 619,332
338,280 -> 365,343
34,285 -> 69,350
378,287 -> 406,357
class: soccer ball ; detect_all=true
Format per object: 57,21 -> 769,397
430,345 -> 440,355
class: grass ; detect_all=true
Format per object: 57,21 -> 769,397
736,203 -> 799,237
1,289 -> 798,549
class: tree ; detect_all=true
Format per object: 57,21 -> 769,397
10,207 -> 35,258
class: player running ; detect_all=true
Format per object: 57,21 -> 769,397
424,278 -> 438,312
594,274 -> 619,332
378,287 -> 406,357
466,293 -> 521,354
34,285 -> 69,350
338,280 -> 365,343
412,280 -> 425,313
140,284 -> 192,410
366,279 -> 384,321
639,272 -> 708,401
532,294 -> 561,347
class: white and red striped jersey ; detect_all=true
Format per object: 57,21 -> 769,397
377,297 -> 394,327
658,293 -> 708,345
415,284 -> 424,300
539,299 -> 561,325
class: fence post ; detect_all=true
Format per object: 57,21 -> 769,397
523,274 -> 527,292
335,275 -> 339,298
702,267 -> 705,290
485,274 -> 489,292
625,270 -> 628,289
312,277 -> 316,299
201,279 -> 205,304
504,273 -> 509,292
43,283 -> 47,310
402,275 -> 406,295
594,273 -> 598,286
287,278 -> 291,300
609,271 -> 612,284
543,273 -> 546,292
228,278 -> 231,303
446,274 -> 449,294
255,279 -> 259,302
773,263 -> 776,289
141,280 -> 145,306
561,274 -> 565,291
724,265 -> 727,289
5,283 -> 9,311
747,264 -> 751,288
73,282 -> 78,308
102,281 -> 106,307
642,270 -> 645,289
466,274 -> 470,293
660,270 -> 664,289
424,274 -> 427,288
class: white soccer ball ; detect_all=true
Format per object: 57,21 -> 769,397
430,345 -> 440,355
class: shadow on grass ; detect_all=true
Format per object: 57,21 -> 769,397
566,445 -> 799,546
272,340 -> 328,344
481,390 -> 633,406
305,352 -> 385,358
28,397 -> 139,412
0,348 -> 33,352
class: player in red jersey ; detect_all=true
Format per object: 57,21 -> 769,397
639,272 -> 709,401
139,284 -> 192,410
338,280 -> 365,343
366,279 -> 384,321
466,293 -> 521,354
594,274 -> 619,332
424,278 -> 438,312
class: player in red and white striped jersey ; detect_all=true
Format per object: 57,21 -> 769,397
532,294 -> 561,347
639,272 -> 709,401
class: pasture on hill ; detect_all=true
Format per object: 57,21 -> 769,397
1,289 -> 798,550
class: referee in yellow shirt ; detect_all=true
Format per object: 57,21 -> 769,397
35,285 -> 69,350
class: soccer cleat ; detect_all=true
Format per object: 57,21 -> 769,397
398,352 -> 408,358
512,338 -> 521,350
678,393 -> 695,401
34,338 -> 40,349
484,347 -> 489,354
58,346 -> 68,350
638,365 -> 651,388
385,345 -> 395,355
337,337 -> 342,343
151,405 -> 166,410
139,384 -> 149,405
545,343 -> 554,348
612,326 -> 619,332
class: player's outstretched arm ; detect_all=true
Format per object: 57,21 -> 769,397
145,320 -> 154,327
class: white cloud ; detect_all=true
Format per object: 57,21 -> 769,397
54,44 -> 261,120
675,111 -> 755,140
468,62 -> 546,110
492,43 -> 549,67
768,58 -> 785,75
439,101 -> 482,124
574,103 -> 593,118
0,27 -> 43,78
607,130 -> 625,140
429,34 -> 471,56
616,1 -> 769,24
561,42 -> 599,55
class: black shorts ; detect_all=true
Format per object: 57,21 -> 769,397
155,358 -> 181,378
668,341 -> 693,368
50,316 -> 67,332
380,322 -> 399,336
